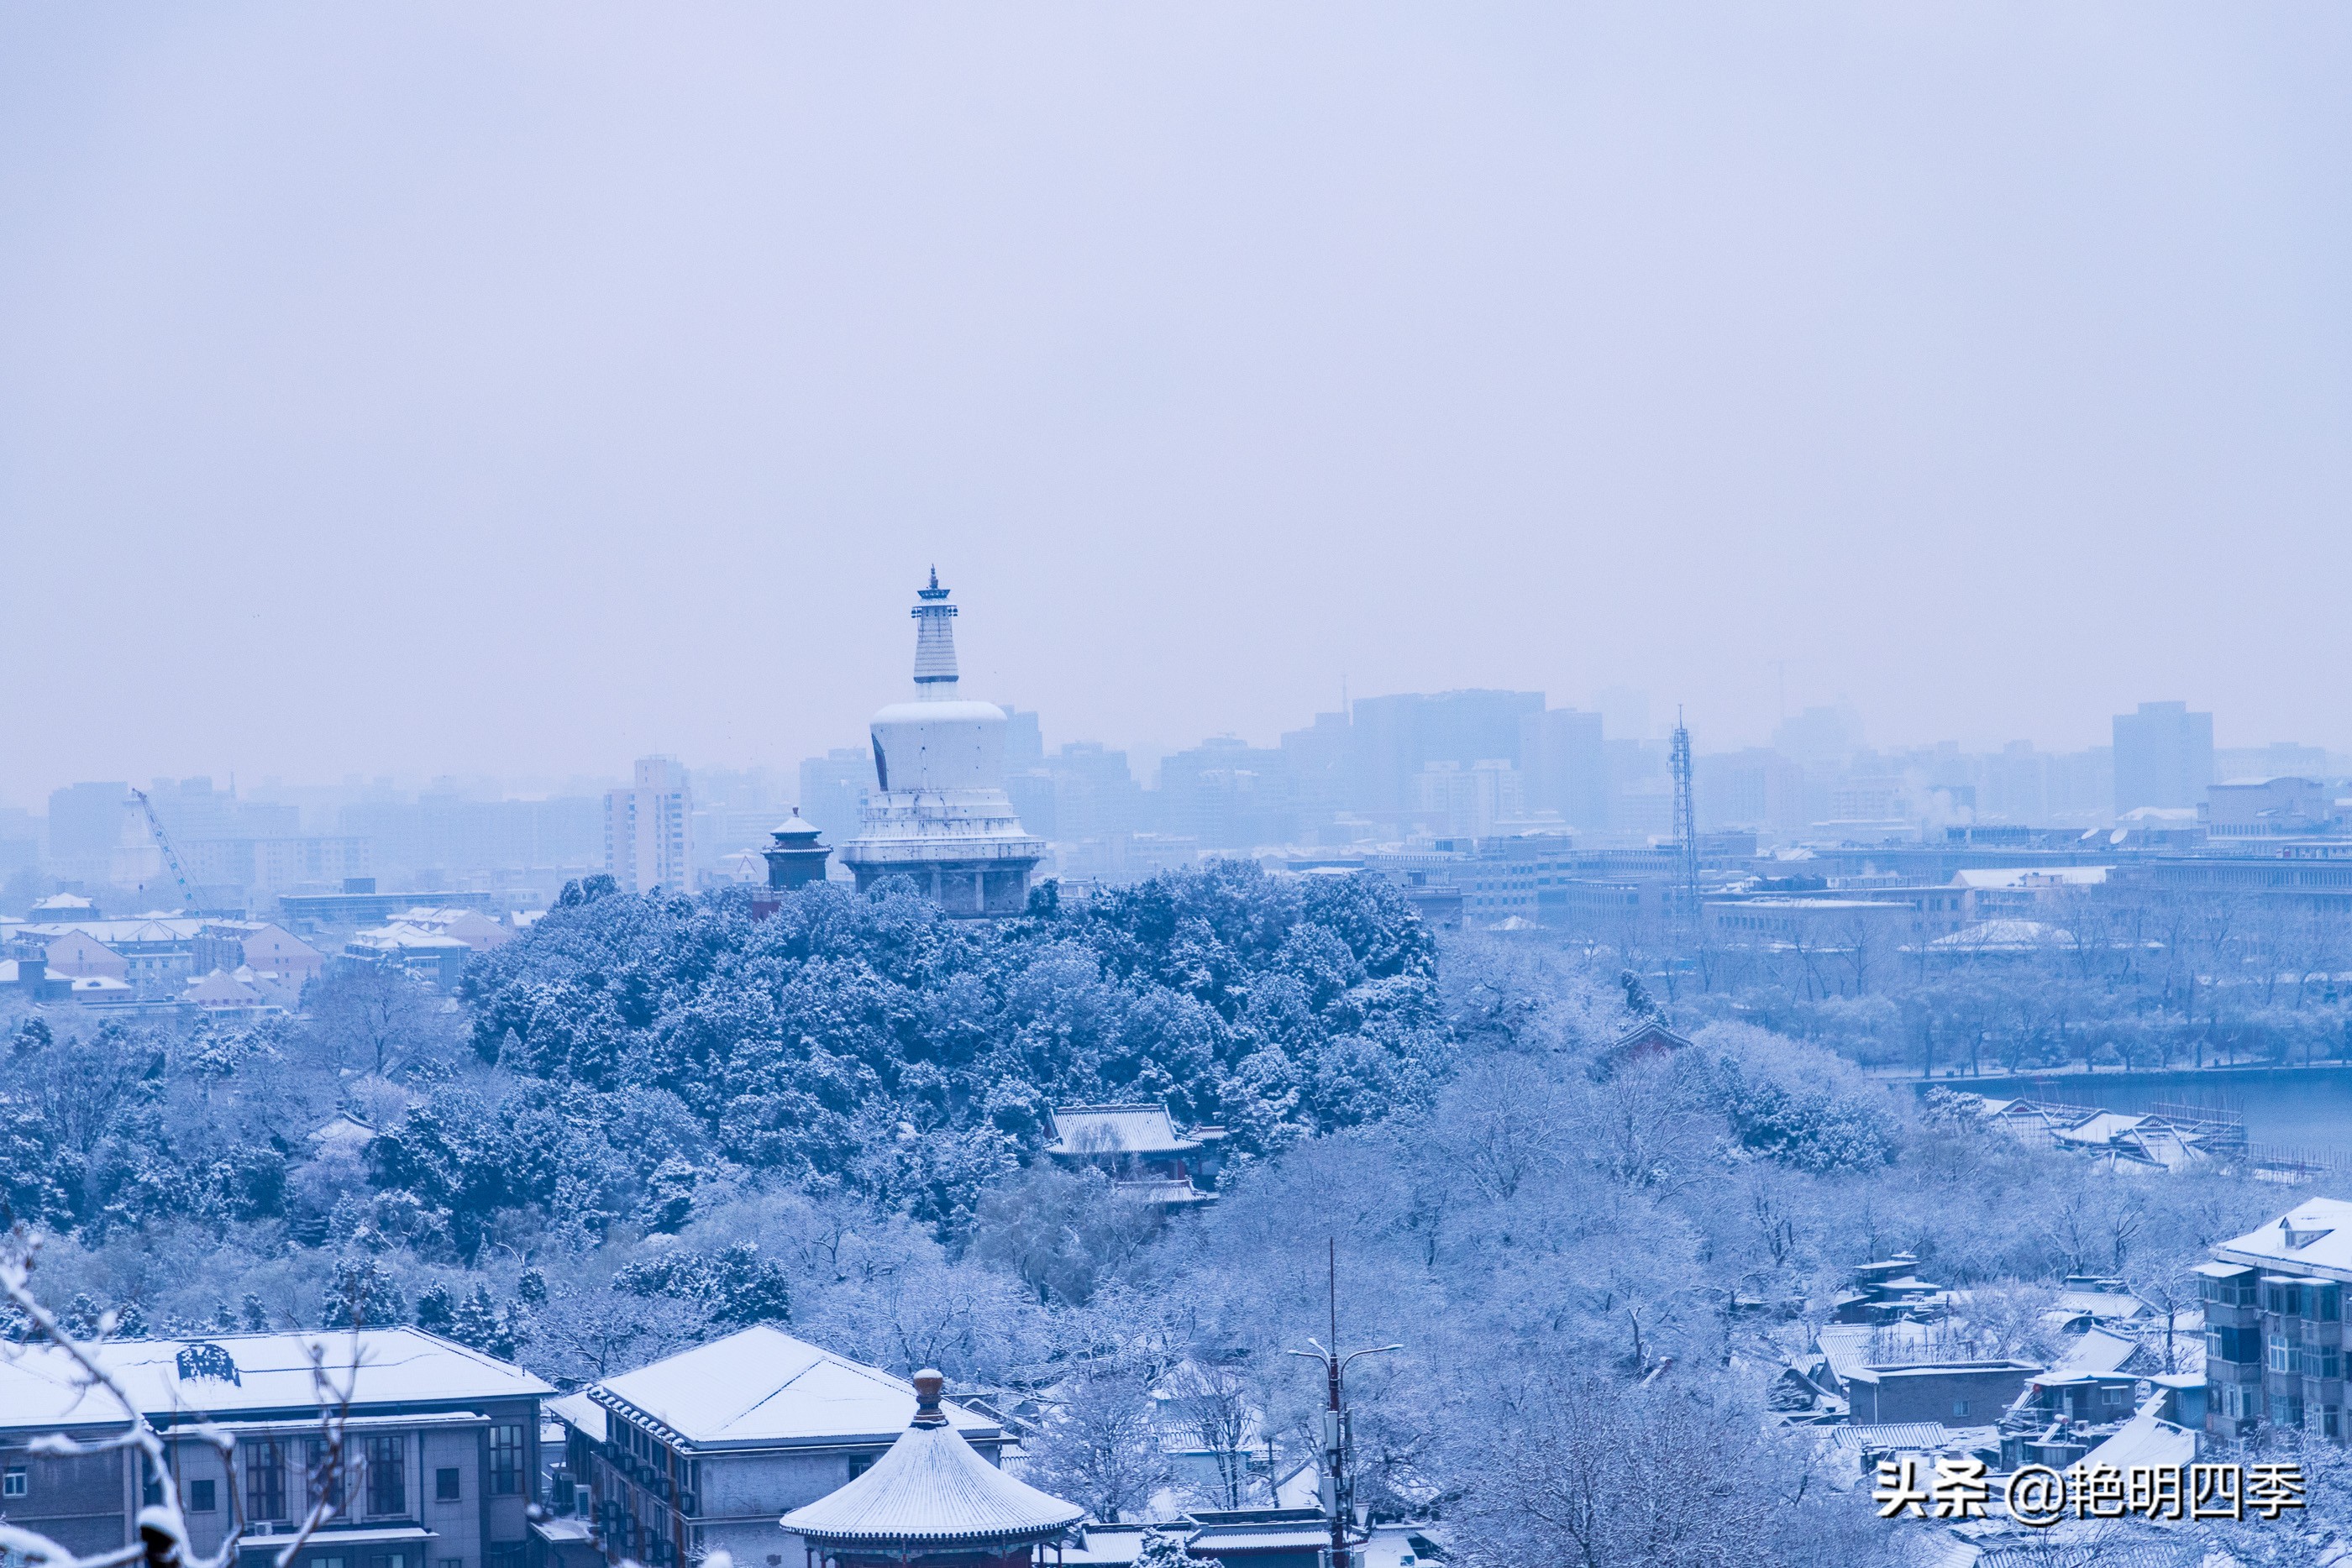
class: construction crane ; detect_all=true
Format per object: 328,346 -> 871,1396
126,787 -> 202,912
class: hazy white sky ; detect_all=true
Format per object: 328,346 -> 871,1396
3,4 -> 2348,806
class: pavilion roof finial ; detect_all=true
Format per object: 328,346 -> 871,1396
911,1368 -> 948,1428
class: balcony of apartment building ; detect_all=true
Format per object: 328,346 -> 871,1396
2199,1262 -> 2267,1435
2202,1260 -> 2348,1438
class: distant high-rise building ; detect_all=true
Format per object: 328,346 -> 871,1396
1160,737 -> 1293,848
798,747 -> 879,847
998,706 -> 1045,769
1520,708 -> 1608,833
1044,742 -> 1142,842
1278,711 -> 1353,833
2216,742 -> 2337,783
46,782 -> 131,880
1694,748 -> 1805,837
1349,690 -> 1544,822
1415,759 -> 1524,839
1597,687 -> 1651,743
1772,705 -> 1864,771
2113,701 -> 2214,815
605,756 -> 695,893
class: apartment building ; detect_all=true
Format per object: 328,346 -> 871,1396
2202,1198 -> 2352,1440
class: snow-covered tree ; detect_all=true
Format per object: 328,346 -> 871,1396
1021,1364 -> 1172,1524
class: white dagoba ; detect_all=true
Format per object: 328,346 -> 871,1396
837,571 -> 1045,917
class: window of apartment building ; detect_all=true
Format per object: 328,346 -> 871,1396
2210,1324 -> 2260,1363
186,1479 -> 218,1513
2271,1393 -> 2306,1429
308,1439 -> 344,1511
2270,1334 -> 2297,1374
2328,1407 -> 2344,1440
249,1440 -> 287,1522
2206,1272 -> 2257,1307
368,1551 -> 407,1568
2267,1281 -> 2306,1317
312,1555 -> 346,1568
365,1436 -> 406,1516
3,1466 -> 26,1498
2317,1285 -> 2343,1322
846,1455 -> 873,1482
435,1468 -> 461,1502
489,1424 -> 523,1497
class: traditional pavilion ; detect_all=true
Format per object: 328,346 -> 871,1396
762,809 -> 833,889
780,1370 -> 1083,1568
836,572 -> 1046,918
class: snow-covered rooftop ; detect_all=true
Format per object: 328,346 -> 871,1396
547,1389 -> 608,1443
19,918 -> 207,944
1827,1423 -> 1953,1453
1947,868 -> 2110,890
2213,1198 -> 2352,1281
2077,1408 -> 2197,1476
1043,1105 -> 1199,1157
593,1325 -> 998,1450
0,1329 -> 550,1430
350,925 -> 473,952
780,1371 -> 1079,1546
2054,1112 -> 2145,1146
2042,1328 -> 2139,1382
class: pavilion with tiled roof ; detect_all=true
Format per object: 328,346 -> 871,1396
780,1370 -> 1083,1568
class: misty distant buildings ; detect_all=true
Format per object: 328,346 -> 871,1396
342,790 -> 601,885
1415,759 -> 1526,839
604,757 -> 695,894
1347,689 -> 1543,822
798,747 -> 879,847
1520,706 -> 1608,833
1160,736 -> 1293,847
45,781 -> 134,884
42,777 -> 375,907
13,654 -> 2352,937
2113,700 -> 2214,815
2203,775 -> 2345,840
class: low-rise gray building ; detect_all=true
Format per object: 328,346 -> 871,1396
554,1327 -> 1011,1568
0,1329 -> 551,1568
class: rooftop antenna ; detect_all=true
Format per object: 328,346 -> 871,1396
1286,1240 -> 1399,1568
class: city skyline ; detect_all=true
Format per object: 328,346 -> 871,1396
0,674 -> 2333,817
5,6 -> 2349,803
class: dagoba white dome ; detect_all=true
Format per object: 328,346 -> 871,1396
836,572 -> 1045,918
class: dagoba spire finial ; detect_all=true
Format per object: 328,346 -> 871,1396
911,569 -> 959,688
